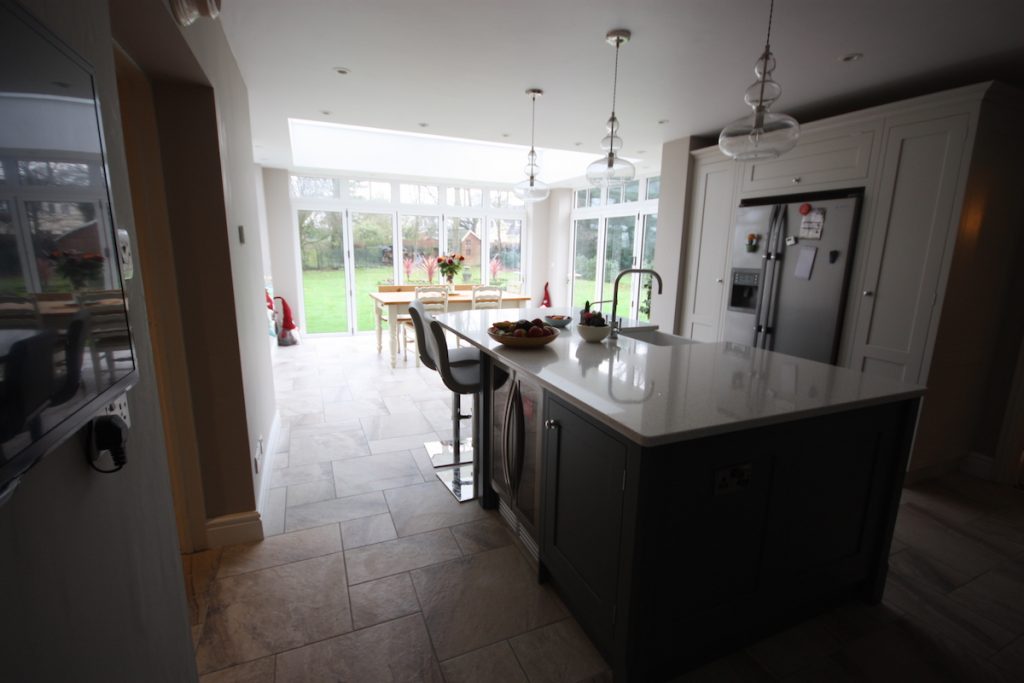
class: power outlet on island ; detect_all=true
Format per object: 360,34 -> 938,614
714,463 -> 752,495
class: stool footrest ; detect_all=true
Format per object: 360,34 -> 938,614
436,465 -> 476,503
425,439 -> 474,468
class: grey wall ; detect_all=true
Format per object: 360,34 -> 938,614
263,167 -> 303,325
0,1 -> 196,680
179,19 -> 277,503
651,137 -> 698,334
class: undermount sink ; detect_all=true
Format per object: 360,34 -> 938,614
617,328 -> 694,347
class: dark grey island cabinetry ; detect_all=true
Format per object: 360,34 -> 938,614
540,393 -> 919,681
435,308 -> 924,682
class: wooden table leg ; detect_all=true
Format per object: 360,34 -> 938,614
388,304 -> 399,368
374,302 -> 383,353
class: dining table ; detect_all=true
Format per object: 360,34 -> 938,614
368,290 -> 531,367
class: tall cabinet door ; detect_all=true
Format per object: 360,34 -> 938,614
681,157 -> 737,342
849,114 -> 970,383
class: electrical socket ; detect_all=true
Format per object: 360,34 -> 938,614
102,393 -> 131,428
714,463 -> 752,495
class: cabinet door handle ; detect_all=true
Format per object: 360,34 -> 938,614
715,277 -> 724,284
792,176 -> 802,184
544,419 -> 559,430
862,290 -> 874,297
502,385 -> 515,493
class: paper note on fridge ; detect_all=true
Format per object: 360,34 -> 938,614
794,245 -> 817,280
799,208 -> 826,239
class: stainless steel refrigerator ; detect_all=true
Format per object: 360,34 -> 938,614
721,189 -> 863,364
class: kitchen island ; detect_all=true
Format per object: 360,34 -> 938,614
436,308 -> 924,682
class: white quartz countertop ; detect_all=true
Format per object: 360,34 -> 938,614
435,307 -> 925,447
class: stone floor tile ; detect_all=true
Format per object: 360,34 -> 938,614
368,431 -> 440,454
674,652 -> 776,682
274,613 -> 442,682
360,411 -> 434,441
323,398 -> 390,421
349,572 -> 421,629
745,619 -> 841,678
993,635 -> 1024,678
285,478 -> 336,508
894,504 -> 1007,578
270,461 -> 332,489
332,451 -> 423,497
385,480 -> 489,537
287,429 -> 369,467
339,512 -> 397,550
195,553 -> 351,674
441,641 -> 528,683
948,568 -> 1024,635
451,516 -> 515,555
261,487 -> 286,537
411,544 -> 567,661
889,546 -> 972,594
199,656 -> 275,682
284,491 -> 388,532
509,618 -> 610,682
217,524 -> 342,579
345,528 -> 461,584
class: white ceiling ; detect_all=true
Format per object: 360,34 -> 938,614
220,0 -> 1024,185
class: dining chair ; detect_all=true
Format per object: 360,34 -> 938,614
471,285 -> 502,310
402,285 -> 448,365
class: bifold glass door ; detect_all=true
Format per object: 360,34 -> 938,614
298,209 -> 349,333
570,212 -> 657,321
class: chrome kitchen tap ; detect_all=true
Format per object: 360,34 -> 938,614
610,268 -> 663,339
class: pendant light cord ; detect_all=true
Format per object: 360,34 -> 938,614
756,0 -> 775,110
530,93 -> 537,153
610,38 -> 621,127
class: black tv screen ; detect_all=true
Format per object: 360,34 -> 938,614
0,1 -> 137,499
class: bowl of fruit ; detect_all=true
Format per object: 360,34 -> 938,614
543,314 -> 571,328
488,319 -> 559,348
577,301 -> 610,343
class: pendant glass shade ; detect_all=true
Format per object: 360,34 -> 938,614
719,1 -> 800,161
586,30 -> 635,188
514,89 -> 550,203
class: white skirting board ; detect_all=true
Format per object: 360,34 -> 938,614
206,510 -> 264,547
255,410 -> 283,514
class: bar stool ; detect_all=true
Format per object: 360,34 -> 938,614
408,301 -> 480,502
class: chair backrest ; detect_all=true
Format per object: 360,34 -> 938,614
51,310 -> 90,406
378,284 -> 418,292
471,285 -> 502,309
429,320 -> 481,395
407,300 -> 438,371
0,296 -> 40,330
415,286 -> 448,313
77,290 -> 129,341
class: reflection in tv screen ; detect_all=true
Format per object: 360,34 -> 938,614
0,2 -> 136,490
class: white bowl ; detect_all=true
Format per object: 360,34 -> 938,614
577,324 -> 610,343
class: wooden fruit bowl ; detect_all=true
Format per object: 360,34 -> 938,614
487,327 -> 559,348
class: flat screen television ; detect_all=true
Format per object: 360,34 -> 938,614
0,0 -> 137,500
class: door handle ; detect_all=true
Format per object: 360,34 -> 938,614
544,419 -> 559,430
715,278 -> 724,284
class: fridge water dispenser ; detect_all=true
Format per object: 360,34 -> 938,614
727,269 -> 760,313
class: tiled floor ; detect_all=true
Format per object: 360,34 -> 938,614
186,334 -> 1024,682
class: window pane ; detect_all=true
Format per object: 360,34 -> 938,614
639,213 -> 658,321
572,219 -> 599,310
646,176 -> 661,200
606,185 -> 622,205
604,215 -> 636,317
575,189 -> 587,208
624,180 -> 640,203
0,199 -> 26,294
289,175 -> 339,198
349,180 -> 371,200
588,187 -> 602,207
18,160 -> 92,187
508,192 -> 525,208
351,212 -> 394,332
487,218 -> 522,290
400,215 -> 440,284
370,181 -> 391,201
490,190 -> 508,208
26,200 -> 109,292
445,216 -> 482,283
298,209 -> 347,332
446,187 -> 483,207
400,184 -> 438,205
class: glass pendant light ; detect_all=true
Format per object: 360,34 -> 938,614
513,88 -> 550,203
586,29 -> 635,188
719,0 -> 800,160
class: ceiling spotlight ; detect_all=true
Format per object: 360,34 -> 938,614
839,52 -> 863,63
636,150 -> 646,155
657,119 -> 669,125
574,142 -> 583,147
418,122 -> 429,128
334,67 -> 351,75
320,110 -> 332,116
502,133 -> 510,138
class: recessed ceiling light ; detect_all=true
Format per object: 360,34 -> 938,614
636,150 -> 646,155
501,133 -> 510,138
320,110 -> 332,116
839,52 -> 863,63
657,119 -> 669,125
334,66 -> 351,75
574,142 -> 583,147
418,122 -> 429,128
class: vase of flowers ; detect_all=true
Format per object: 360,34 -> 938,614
437,253 -> 465,290
50,249 -> 104,289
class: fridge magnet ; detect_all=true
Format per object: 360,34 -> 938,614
799,203 -> 813,215
799,208 -> 826,239
745,233 -> 761,252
